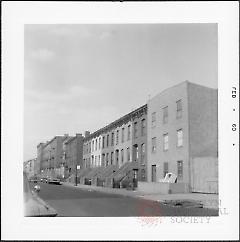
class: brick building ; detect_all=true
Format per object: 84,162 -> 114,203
82,104 -> 148,182
35,81 -> 218,193
63,134 -> 84,179
37,134 -> 72,178
146,81 -> 218,193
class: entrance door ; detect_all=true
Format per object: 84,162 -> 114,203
151,165 -> 156,182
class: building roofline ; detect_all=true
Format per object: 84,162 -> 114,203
149,80 -> 217,101
84,104 -> 147,141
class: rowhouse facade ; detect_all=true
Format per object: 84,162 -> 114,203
82,104 -> 148,182
36,81 -> 218,193
37,134 -> 72,178
147,81 -> 218,192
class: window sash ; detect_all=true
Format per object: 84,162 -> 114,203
177,161 -> 183,179
163,134 -> 169,150
152,138 -> 156,152
177,130 -> 183,147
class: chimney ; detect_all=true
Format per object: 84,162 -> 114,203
84,131 -> 90,138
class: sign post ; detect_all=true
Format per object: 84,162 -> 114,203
75,165 -> 80,186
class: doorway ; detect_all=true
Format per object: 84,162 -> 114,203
151,165 -> 156,182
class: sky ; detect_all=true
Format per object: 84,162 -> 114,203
24,24 -> 218,161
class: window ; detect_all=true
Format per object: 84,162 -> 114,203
127,125 -> 131,140
102,136 -> 105,149
107,134 -> 109,147
89,142 -> 91,153
141,169 -> 146,181
102,154 -> 105,166
94,156 -> 97,167
127,147 -> 130,161
106,153 -> 109,166
111,132 -> 114,146
163,162 -> 168,178
99,137 -> 101,149
152,137 -> 156,153
152,112 -> 156,128
121,149 -> 124,164
177,160 -> 183,179
99,155 -> 100,166
163,133 -> 169,151
136,146 -> 139,160
115,150 -> 119,164
116,130 -> 119,145
95,139 -> 98,150
111,152 -> 114,165
141,143 -> 145,162
177,129 -> 183,147
176,100 -> 182,119
141,119 -> 146,136
92,140 -> 94,151
121,127 -> 125,143
134,122 -> 138,138
163,106 -> 168,124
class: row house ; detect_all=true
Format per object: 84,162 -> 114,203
37,134 -> 71,178
35,81 -> 217,193
82,104 -> 148,182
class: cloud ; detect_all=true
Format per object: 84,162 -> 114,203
25,85 -> 98,109
30,48 -> 55,61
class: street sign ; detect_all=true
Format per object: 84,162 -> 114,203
77,165 -> 80,170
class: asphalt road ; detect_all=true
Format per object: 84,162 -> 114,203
33,182 -> 218,217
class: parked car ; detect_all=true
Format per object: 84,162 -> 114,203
47,178 -> 61,185
29,176 -> 39,183
23,172 -> 57,217
40,177 -> 48,183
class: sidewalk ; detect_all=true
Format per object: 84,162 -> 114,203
62,182 -> 219,210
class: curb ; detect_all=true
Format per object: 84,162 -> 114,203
62,182 -> 219,210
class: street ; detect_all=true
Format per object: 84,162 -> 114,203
32,182 -> 218,217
